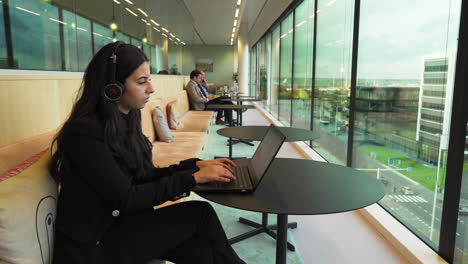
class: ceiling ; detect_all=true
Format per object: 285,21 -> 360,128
54,0 -> 270,45
183,0 -> 269,45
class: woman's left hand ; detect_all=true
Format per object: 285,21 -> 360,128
197,158 -> 236,172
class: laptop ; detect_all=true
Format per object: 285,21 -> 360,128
193,125 -> 286,193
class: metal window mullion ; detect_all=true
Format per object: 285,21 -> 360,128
290,10 -> 296,128
58,8 -> 66,71
278,23 -> 282,121
310,0 -> 318,146
91,22 -> 95,56
438,0 -> 468,261
346,0 -> 361,167
2,0 -> 14,68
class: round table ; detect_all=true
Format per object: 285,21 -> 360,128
214,126 -> 320,252
198,158 -> 385,264
217,126 -> 320,142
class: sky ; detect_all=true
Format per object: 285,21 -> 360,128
295,0 -> 462,80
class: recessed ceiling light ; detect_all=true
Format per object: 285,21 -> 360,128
232,27 -> 236,33
235,8 -> 239,18
150,19 -> 159,26
125,0 -> 133,4
234,19 -> 237,27
125,8 -> 138,16
137,8 -> 148,17
237,0 -> 241,5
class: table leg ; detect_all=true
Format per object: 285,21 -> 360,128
229,137 -> 232,159
276,214 -> 288,264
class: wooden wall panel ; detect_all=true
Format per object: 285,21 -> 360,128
0,75 -> 189,147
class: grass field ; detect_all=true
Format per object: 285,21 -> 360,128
358,145 -> 445,191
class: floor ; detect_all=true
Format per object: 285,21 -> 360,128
232,107 -> 410,264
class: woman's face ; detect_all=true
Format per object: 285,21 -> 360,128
117,61 -> 154,114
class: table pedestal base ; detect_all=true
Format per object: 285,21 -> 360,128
228,212 -> 297,252
229,139 -> 255,146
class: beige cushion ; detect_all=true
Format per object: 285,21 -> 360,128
152,132 -> 206,167
166,100 -> 184,130
0,149 -> 58,264
153,107 -> 174,143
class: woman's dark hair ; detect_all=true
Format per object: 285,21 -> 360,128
50,42 -> 152,184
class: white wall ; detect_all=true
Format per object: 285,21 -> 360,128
179,45 -> 236,85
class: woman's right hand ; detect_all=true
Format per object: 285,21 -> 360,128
193,165 -> 236,184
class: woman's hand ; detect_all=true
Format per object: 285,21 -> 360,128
193,165 -> 236,184
196,158 -> 236,172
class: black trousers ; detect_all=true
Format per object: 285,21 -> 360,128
205,96 -> 233,122
103,201 -> 245,264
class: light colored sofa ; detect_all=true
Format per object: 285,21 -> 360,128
0,90 -> 214,264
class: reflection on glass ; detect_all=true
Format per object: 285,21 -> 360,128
313,0 -> 354,164
279,14 -> 293,126
354,0 -> 461,251
292,0 -> 314,130
116,31 -> 130,43
93,23 -> 112,55
250,47 -> 256,96
76,15 -> 92,71
63,10 -> 78,71
270,26 -> 280,119
9,0 -> 61,70
258,38 -> 268,106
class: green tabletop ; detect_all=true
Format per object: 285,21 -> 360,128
217,126 -> 320,141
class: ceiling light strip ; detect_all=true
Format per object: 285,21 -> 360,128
125,8 -> 138,16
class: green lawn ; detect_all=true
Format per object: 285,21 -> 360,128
358,145 -> 444,191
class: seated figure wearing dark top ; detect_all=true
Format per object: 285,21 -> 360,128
49,41 -> 245,264
185,70 -> 233,125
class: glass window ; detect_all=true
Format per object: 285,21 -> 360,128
142,42 -> 149,58
265,32 -> 272,112
131,38 -> 142,49
149,45 -> 158,73
354,0 -> 461,251
313,0 -> 354,164
278,13 -> 293,126
270,25 -> 281,119
456,122 -> 468,263
62,10 -> 78,71
93,22 -> 112,54
115,31 -> 130,43
292,0 -> 314,130
249,46 -> 256,96
0,2 -> 8,68
75,14 -> 92,71
9,0 -> 61,70
258,38 -> 268,106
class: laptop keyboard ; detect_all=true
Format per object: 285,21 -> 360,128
234,166 -> 250,187
214,165 -> 252,189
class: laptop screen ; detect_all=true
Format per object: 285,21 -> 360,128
249,125 -> 286,185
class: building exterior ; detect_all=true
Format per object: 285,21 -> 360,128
416,57 -> 455,164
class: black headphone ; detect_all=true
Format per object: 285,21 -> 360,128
104,41 -> 125,101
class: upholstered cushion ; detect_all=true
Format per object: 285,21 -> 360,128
141,100 -> 157,142
0,149 -> 58,264
152,131 -> 206,167
153,106 -> 175,143
166,100 -> 184,130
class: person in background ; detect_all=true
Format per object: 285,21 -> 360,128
185,70 -> 233,125
49,42 -> 245,264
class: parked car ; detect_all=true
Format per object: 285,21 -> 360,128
459,206 -> 468,216
399,186 -> 415,195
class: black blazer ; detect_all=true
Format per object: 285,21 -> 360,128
53,114 -> 198,263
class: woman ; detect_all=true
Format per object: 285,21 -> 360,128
50,42 -> 246,264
